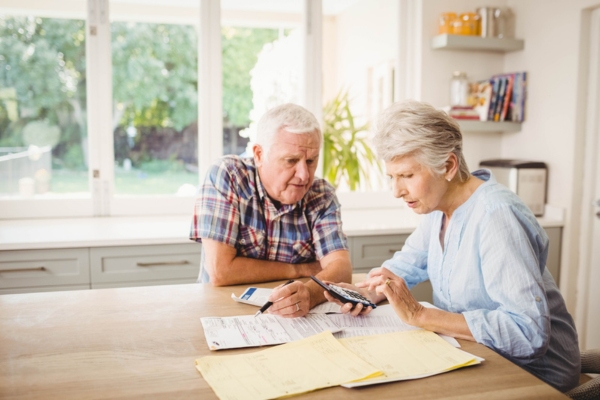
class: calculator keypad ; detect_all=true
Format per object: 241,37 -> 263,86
329,284 -> 374,307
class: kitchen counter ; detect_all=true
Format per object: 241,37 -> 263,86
0,205 -> 565,251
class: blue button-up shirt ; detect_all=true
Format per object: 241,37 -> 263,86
379,169 -> 580,392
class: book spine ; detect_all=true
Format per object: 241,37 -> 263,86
520,72 -> 527,122
493,76 -> 507,122
500,74 -> 514,121
488,76 -> 499,121
510,73 -> 521,122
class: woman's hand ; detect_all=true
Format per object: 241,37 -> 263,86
362,268 -> 425,326
322,281 -> 385,317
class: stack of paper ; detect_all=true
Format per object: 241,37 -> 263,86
195,330 -> 482,399
196,331 -> 382,400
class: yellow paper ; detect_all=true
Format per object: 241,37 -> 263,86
195,331 -> 382,400
340,330 -> 481,387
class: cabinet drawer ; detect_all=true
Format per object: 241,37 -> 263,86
90,244 -> 200,286
0,248 -> 90,290
351,234 -> 409,272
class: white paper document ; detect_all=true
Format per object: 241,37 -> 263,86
231,287 -> 272,307
201,314 -> 342,350
328,304 -> 460,347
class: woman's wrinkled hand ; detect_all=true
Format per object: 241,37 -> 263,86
363,268 -> 424,326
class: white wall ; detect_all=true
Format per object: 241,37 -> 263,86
325,0 -> 398,121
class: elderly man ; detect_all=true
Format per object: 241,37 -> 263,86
190,103 -> 352,317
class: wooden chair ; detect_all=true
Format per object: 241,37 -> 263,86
566,349 -> 600,400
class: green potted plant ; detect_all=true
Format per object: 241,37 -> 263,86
322,90 -> 382,191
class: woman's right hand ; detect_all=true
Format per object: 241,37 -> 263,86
322,281 -> 385,317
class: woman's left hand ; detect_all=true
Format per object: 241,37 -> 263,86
361,268 -> 425,326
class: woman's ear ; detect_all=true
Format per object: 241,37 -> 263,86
445,153 -> 459,181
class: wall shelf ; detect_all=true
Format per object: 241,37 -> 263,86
431,34 -> 524,52
456,120 -> 522,133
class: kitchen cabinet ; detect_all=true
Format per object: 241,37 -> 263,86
0,244 -> 200,294
0,228 -> 562,295
0,248 -> 90,294
90,243 -> 200,289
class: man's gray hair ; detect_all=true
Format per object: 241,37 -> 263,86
255,103 -> 322,152
371,100 -> 470,182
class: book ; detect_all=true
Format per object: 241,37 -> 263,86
487,76 -> 501,121
493,76 -> 507,122
473,80 -> 493,121
500,73 -> 514,121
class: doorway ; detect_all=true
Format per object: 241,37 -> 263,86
576,6 -> 600,350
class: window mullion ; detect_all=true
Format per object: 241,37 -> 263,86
198,0 -> 223,181
86,0 -> 114,216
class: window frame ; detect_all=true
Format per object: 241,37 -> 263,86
0,0 -> 412,220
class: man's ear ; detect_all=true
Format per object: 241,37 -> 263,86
253,143 -> 263,167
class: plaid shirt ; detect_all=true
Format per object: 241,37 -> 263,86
190,156 -> 348,283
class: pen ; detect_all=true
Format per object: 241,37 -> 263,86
254,279 -> 295,317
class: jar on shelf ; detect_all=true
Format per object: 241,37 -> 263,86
450,71 -> 469,107
458,12 -> 479,35
494,7 -> 515,38
438,12 -> 457,34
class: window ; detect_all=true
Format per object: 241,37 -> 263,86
221,0 -> 303,157
321,0 -> 397,193
0,0 -> 398,220
0,15 -> 88,199
111,20 -> 198,196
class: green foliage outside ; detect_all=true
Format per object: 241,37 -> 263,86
0,15 -> 281,194
0,16 -> 87,171
222,27 -> 279,127
322,90 -> 382,191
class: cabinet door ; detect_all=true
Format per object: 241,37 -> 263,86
0,248 -> 90,293
351,234 -> 409,273
90,244 -> 200,288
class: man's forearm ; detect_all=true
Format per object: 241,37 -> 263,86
210,256 -> 319,286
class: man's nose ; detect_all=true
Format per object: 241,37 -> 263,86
295,160 -> 309,182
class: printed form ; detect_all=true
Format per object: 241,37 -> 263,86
201,314 -> 341,350
195,331 -> 382,400
340,330 -> 482,388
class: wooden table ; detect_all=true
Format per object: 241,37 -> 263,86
0,279 -> 567,399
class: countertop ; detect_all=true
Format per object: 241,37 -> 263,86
0,206 -> 564,251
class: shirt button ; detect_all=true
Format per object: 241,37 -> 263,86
240,239 -> 246,244
535,296 -> 541,302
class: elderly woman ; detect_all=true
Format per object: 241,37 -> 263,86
324,100 -> 580,392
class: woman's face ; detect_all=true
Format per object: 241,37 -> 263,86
385,154 -> 448,215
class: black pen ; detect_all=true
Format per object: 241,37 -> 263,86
254,279 -> 295,317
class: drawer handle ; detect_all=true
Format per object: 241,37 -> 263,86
389,249 -> 397,254
136,261 -> 191,267
0,266 -> 46,273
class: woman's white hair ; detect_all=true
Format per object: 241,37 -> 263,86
371,100 -> 470,182
255,103 -> 322,153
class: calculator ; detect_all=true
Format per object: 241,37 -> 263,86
310,275 -> 377,309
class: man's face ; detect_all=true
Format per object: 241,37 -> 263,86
253,128 -> 320,205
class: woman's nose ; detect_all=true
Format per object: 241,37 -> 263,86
392,180 -> 406,198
